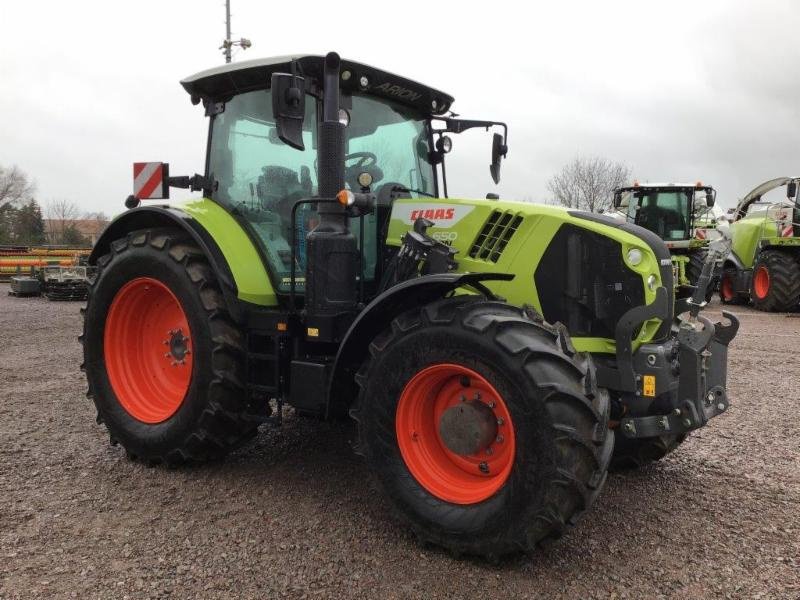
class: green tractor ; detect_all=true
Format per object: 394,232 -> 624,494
612,182 -> 721,301
721,177 -> 800,311
81,53 -> 738,558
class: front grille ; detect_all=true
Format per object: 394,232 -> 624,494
469,211 -> 524,262
534,224 -> 646,339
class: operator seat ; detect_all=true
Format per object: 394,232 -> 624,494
660,208 -> 686,238
635,196 -> 661,234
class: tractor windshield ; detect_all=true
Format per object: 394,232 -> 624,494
622,189 -> 692,241
207,89 -> 434,293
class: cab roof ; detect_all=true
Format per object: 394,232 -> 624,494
180,54 -> 454,116
618,182 -> 714,190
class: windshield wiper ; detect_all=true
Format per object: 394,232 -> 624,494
391,185 -> 436,198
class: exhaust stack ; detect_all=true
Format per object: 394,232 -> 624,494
305,52 -> 358,335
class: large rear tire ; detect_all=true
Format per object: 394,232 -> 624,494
750,250 -> 800,312
685,249 -> 716,302
610,433 -> 688,471
353,297 -> 613,558
81,228 -> 258,465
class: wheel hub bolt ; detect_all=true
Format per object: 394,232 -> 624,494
717,403 -> 726,411
496,435 -> 504,443
474,392 -> 482,401
485,447 -> 493,456
683,418 -> 692,427
478,462 -> 489,474
496,417 -> 504,426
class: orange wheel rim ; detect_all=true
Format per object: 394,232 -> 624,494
104,277 -> 193,423
753,266 -> 770,299
721,274 -> 734,301
395,364 -> 515,504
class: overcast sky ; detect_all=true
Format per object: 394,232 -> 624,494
2,0 -> 799,214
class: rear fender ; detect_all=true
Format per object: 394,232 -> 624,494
90,205 -> 244,321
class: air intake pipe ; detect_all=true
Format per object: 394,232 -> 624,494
305,52 -> 358,326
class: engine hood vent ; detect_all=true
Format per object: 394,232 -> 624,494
469,210 -> 523,262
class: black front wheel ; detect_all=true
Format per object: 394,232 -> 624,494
353,297 -> 613,558
610,433 -> 688,471
684,250 -> 717,302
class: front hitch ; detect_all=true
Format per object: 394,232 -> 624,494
618,310 -> 740,439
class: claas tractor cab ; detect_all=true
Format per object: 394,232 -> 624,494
613,182 -> 722,300
81,53 -> 738,558
721,177 -> 800,310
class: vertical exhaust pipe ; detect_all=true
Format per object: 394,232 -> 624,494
317,52 -> 346,207
305,52 -> 358,328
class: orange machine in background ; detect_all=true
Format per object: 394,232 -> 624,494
0,246 -> 91,280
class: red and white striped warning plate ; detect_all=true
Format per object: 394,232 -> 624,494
133,162 -> 167,199
781,223 -> 794,237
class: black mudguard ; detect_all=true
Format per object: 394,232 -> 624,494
326,272 -> 514,417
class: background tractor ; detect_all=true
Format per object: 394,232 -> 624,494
721,177 -> 800,311
81,53 -> 738,558
613,182 -> 721,300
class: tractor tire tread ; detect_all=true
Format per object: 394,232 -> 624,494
352,296 -> 612,558
609,433 -> 688,471
752,250 -> 800,312
81,227 -> 256,466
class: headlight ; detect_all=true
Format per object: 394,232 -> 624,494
627,248 -> 643,266
647,274 -> 658,291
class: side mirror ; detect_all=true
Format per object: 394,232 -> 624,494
613,191 -> 622,208
706,190 -> 716,207
271,73 -> 306,151
787,181 -> 797,199
490,133 -> 507,184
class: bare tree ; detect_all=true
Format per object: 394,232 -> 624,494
547,156 -> 631,213
0,164 -> 36,207
82,211 -> 109,222
45,198 -> 81,244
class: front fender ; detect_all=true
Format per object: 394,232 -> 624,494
326,272 -> 514,418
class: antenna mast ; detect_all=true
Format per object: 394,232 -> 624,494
220,0 -> 252,64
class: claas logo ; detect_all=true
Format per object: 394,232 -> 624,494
410,207 -> 456,221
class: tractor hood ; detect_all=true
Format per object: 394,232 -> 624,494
386,197 -> 673,354
180,55 -> 454,117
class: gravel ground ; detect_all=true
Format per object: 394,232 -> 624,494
0,283 -> 798,599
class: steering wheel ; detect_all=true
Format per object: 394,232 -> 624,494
345,151 -> 377,170
344,151 -> 383,188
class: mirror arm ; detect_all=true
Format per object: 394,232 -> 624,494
440,118 -> 508,148
167,174 -> 214,194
